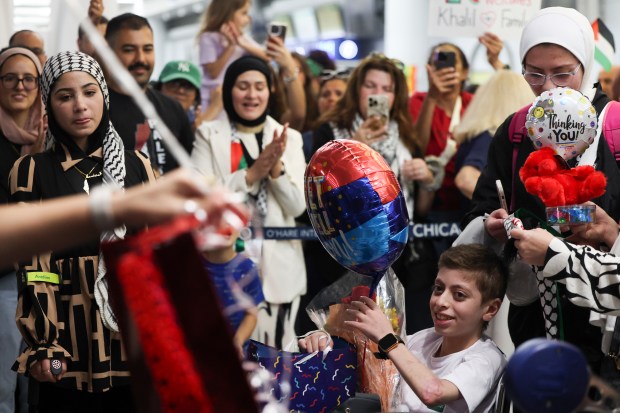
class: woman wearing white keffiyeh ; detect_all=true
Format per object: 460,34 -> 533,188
310,54 -> 439,333
312,54 -> 436,222
10,51 -> 156,411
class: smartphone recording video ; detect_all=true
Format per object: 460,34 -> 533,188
268,23 -> 287,41
367,94 -> 389,131
433,50 -> 456,70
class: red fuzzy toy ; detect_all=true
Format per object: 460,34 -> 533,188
519,147 -> 607,207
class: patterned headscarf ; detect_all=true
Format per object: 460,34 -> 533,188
41,51 -> 125,332
41,51 -> 126,187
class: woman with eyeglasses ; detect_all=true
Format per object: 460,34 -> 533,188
464,7 -> 620,389
307,54 -> 438,335
9,51 -> 157,412
0,46 -> 45,413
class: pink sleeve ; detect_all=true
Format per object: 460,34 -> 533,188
199,32 -> 222,65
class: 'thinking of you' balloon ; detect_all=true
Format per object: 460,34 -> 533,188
526,87 -> 597,161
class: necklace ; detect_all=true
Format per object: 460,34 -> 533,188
74,163 -> 102,194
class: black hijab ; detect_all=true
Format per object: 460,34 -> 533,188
223,56 -> 272,127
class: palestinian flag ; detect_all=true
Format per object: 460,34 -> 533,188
592,18 -> 615,71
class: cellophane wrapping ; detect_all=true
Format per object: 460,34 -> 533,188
305,268 -> 406,411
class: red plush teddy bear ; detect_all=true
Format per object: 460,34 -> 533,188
519,147 -> 607,207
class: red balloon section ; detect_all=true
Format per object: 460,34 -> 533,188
304,139 -> 409,282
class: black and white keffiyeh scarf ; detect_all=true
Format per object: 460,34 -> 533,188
330,113 -> 401,170
41,51 -> 125,332
230,123 -> 269,221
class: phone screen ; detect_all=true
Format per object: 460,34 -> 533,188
433,51 -> 456,70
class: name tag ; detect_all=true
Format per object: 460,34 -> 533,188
27,272 -> 60,284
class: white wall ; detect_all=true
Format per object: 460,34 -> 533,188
47,0 -> 122,55
0,0 -> 14,47
600,0 -> 620,67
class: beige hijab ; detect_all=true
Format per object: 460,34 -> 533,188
0,47 -> 44,155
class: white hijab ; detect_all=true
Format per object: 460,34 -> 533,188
520,7 -> 596,99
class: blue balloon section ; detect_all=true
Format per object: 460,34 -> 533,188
504,338 -> 589,413
305,139 -> 408,285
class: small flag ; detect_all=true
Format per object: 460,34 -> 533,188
592,18 -> 615,72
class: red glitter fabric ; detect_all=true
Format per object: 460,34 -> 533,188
117,249 -> 213,413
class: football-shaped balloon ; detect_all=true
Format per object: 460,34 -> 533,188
304,139 -> 408,283
526,87 -> 597,161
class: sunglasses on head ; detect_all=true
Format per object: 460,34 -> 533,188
318,68 -> 352,82
366,52 -> 405,71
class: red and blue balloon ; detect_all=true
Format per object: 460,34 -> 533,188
305,139 -> 408,285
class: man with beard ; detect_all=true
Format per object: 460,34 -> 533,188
104,13 -> 194,173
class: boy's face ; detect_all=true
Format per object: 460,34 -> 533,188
430,268 -> 499,345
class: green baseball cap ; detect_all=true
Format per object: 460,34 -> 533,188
158,60 -> 201,90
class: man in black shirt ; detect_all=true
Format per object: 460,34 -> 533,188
104,13 -> 194,173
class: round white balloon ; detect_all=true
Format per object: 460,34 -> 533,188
525,87 -> 597,161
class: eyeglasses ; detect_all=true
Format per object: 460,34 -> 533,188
366,52 -> 405,71
318,68 -> 352,82
522,63 -> 581,87
0,74 -> 38,91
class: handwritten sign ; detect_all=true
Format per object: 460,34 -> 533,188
427,0 -> 542,38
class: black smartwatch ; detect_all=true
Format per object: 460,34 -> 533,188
374,333 -> 404,359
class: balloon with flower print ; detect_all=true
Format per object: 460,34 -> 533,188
304,139 -> 409,287
525,87 -> 597,161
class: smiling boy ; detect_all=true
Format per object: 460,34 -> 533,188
300,244 -> 508,412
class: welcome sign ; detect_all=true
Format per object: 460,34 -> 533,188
427,0 -> 542,38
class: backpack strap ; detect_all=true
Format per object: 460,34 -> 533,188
603,100 -> 620,163
508,105 -> 530,211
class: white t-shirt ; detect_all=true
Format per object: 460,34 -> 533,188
397,329 -> 506,413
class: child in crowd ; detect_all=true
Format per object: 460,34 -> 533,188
202,226 -> 265,353
197,0 -> 268,110
299,244 -> 508,412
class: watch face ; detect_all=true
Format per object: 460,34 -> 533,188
378,333 -> 399,353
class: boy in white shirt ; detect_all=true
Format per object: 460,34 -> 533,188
300,244 -> 508,412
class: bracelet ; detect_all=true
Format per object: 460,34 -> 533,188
89,185 -> 118,231
283,67 -> 300,84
